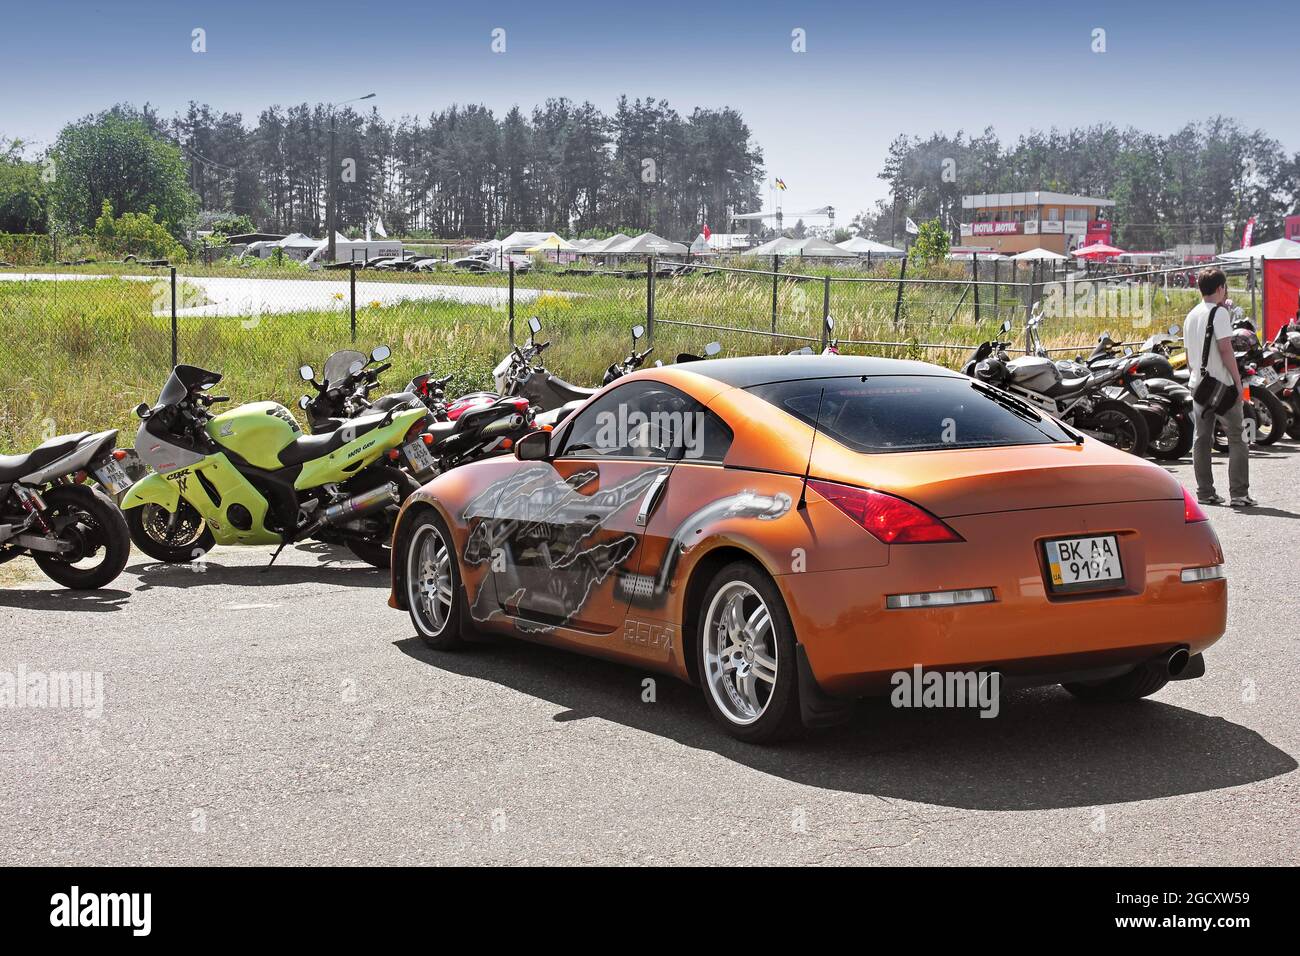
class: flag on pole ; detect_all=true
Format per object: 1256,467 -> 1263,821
375,218 -> 388,239
905,217 -> 920,235
775,178 -> 787,191
1242,216 -> 1256,249
703,223 -> 711,240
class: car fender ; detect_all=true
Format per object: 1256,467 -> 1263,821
120,472 -> 180,511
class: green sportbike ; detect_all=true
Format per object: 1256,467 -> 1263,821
121,364 -> 429,568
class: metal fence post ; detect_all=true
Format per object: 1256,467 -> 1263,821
646,255 -> 656,343
349,263 -> 357,343
992,259 -> 999,320
1250,256 -> 1257,323
771,255 -> 780,339
821,275 -> 831,347
1024,260 -> 1036,324
170,266 -> 178,368
972,253 -> 980,324
508,259 -> 516,344
893,255 -> 907,331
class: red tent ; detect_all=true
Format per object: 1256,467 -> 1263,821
1072,242 -> 1125,260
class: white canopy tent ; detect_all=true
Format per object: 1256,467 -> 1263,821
605,232 -> 688,256
836,236 -> 904,256
743,236 -> 848,257
583,233 -> 631,253
1009,247 -> 1068,261
497,231 -> 577,254
1218,238 -> 1300,261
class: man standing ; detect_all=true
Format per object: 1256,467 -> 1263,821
1184,267 -> 1254,507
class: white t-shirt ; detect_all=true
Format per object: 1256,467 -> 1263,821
1183,301 -> 1234,389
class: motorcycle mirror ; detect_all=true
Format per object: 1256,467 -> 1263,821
528,316 -> 542,335
825,315 -> 836,331
632,324 -> 645,341
704,342 -> 722,357
348,360 -> 364,376
654,359 -> 663,367
1124,347 -> 1133,356
371,344 -> 391,362
1169,324 -> 1180,335
134,402 -> 149,419
297,396 -> 311,410
299,365 -> 314,382
999,319 -> 1011,334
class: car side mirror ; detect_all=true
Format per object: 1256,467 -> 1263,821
371,345 -> 391,362
515,429 -> 552,462
704,341 -> 722,357
299,365 -> 315,382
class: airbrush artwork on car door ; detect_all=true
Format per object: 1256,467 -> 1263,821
460,380 -> 693,634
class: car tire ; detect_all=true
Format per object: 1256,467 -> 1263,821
695,561 -> 803,743
1062,660 -> 1170,702
404,509 -> 465,650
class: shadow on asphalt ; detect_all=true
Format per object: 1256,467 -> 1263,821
394,635 -> 1296,812
0,587 -> 132,612
130,559 -> 389,591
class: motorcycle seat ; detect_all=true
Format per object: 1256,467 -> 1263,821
423,421 -> 459,448
534,399 -> 586,429
1044,375 -> 1094,398
546,374 -> 598,403
277,412 -> 386,467
0,432 -> 91,482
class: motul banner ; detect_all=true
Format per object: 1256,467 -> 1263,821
1242,216 -> 1256,248
1262,258 -> 1300,341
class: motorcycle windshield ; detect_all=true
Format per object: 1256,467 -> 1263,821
157,364 -> 222,405
323,350 -> 366,387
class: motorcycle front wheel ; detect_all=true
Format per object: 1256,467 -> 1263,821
126,499 -> 215,563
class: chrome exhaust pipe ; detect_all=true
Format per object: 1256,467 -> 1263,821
295,483 -> 399,541
319,483 -> 399,527
480,413 -> 525,437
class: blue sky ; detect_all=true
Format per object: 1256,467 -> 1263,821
2,0 -> 1297,227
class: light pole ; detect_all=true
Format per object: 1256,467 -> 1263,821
326,93 -> 376,263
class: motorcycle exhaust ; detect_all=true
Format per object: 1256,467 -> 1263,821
480,413 -> 525,437
297,482 -> 399,540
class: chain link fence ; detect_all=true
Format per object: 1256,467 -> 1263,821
1,254 -> 1209,452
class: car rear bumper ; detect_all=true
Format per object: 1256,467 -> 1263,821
778,499 -> 1227,697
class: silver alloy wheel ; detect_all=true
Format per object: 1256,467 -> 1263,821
408,523 -> 454,635
702,580 -> 778,725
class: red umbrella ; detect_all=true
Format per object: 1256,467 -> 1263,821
1072,242 -> 1125,260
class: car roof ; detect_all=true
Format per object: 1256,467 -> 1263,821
675,354 -> 964,389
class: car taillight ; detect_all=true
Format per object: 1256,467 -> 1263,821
808,479 -> 962,543
1182,487 -> 1208,523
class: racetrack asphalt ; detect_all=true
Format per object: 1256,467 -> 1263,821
1,444 -> 1296,865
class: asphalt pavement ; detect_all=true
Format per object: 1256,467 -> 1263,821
1,444 -> 1296,865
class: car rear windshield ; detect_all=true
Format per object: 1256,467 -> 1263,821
748,375 -> 1076,452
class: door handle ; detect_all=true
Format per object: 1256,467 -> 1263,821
635,472 -> 670,527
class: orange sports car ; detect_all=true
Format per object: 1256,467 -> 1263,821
388,355 -> 1227,742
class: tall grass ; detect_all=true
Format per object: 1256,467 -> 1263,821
0,269 -> 1202,452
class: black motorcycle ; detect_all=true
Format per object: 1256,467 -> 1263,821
0,430 -> 132,588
